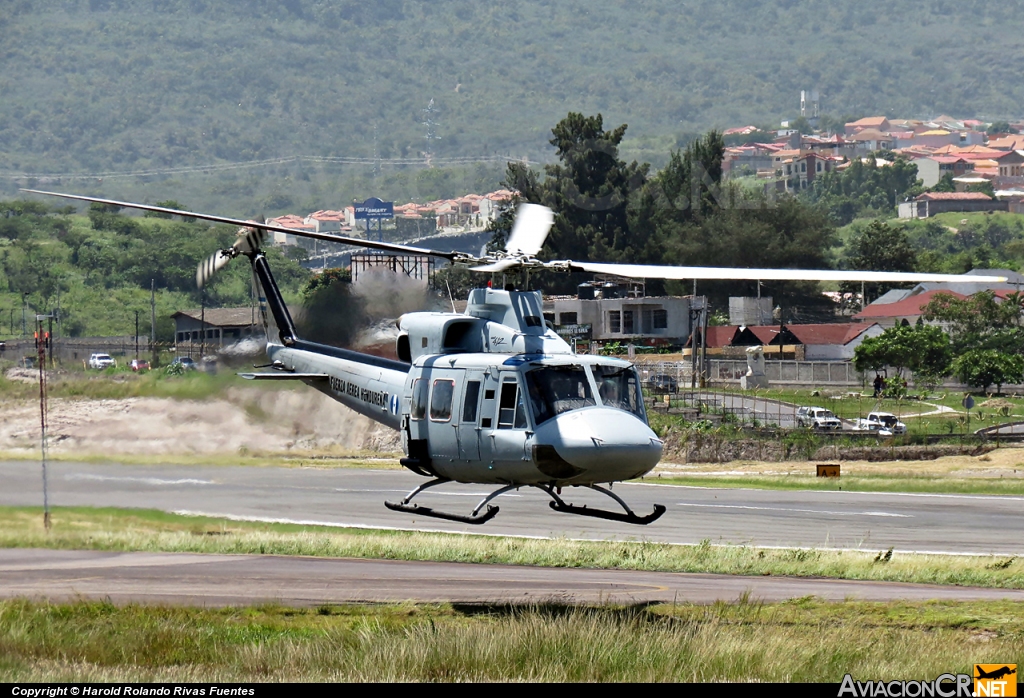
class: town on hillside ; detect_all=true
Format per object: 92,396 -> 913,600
722,109 -> 1024,215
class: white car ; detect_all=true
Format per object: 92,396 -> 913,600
854,411 -> 906,435
88,353 -> 116,370
796,406 -> 842,431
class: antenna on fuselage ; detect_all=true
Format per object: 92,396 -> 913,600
445,279 -> 456,313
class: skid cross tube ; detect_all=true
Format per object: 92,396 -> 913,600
539,483 -> 667,526
383,477 -> 502,525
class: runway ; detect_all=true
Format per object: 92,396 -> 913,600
2,460 -> 1023,555
4,548 -> 1024,606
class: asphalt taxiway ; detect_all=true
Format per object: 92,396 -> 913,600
2,460 -> 1022,555
4,548 -> 1024,606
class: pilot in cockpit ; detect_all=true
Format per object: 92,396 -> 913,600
599,378 -> 621,409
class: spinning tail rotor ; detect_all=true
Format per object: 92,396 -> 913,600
196,222 -> 267,288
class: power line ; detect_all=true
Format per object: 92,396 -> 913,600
0,154 -> 537,181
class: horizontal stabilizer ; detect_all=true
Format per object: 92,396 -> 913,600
238,372 -> 329,381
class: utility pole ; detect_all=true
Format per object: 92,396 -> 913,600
200,288 -> 205,361
135,310 -> 140,361
150,279 -> 157,366
35,315 -> 50,531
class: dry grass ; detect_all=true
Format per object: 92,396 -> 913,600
648,447 -> 1024,494
2,598 -> 1022,681
3,507 -> 1024,589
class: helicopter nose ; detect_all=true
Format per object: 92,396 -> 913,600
532,407 -> 663,481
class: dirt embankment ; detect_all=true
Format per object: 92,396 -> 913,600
0,388 -> 401,456
661,431 -> 996,464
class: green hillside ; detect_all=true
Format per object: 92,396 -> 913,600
1,0 -> 1022,213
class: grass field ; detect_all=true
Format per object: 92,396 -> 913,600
0,365 -> 288,402
648,472 -> 1024,496
3,506 -> 1023,590
1,598 -> 1022,681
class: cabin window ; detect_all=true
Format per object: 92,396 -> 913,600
462,381 -> 481,423
497,380 -> 527,429
525,366 -> 596,425
430,379 -> 455,422
411,378 -> 428,420
591,365 -> 645,420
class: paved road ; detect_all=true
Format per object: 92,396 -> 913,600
4,549 -> 1023,606
2,460 -> 1023,555
716,393 -> 802,428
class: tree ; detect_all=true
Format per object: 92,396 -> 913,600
931,172 -> 956,192
843,220 -> 917,301
987,121 -> 1019,135
789,116 -> 815,135
535,113 -> 650,264
808,155 -> 921,225
951,349 -> 1024,394
853,323 -> 952,384
922,290 -> 1024,354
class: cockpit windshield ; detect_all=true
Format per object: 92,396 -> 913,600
524,365 -> 596,425
590,364 -> 645,420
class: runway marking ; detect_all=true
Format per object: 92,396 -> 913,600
675,503 -> 912,518
171,510 -> 1021,557
65,474 -> 214,486
172,510 -> 553,540
635,481 -> 1024,503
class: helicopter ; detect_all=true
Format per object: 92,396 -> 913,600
23,189 -> 1007,525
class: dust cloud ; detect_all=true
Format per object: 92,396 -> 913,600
0,386 -> 401,456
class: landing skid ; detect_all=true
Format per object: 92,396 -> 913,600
542,484 -> 667,525
384,479 -> 665,526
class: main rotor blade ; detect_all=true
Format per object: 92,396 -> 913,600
470,259 -> 520,273
505,203 -> 554,256
21,189 -> 461,262
566,261 -> 1008,284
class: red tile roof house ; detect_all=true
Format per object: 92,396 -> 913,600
785,323 -> 883,360
845,116 -> 891,137
690,323 -> 882,360
266,214 -> 315,246
303,210 -> 346,233
852,290 -> 967,328
908,191 -> 1008,217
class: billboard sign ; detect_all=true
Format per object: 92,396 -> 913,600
555,323 -> 593,340
354,197 -> 394,220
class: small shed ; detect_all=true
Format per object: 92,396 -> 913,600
171,307 -> 263,354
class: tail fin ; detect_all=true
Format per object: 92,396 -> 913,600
249,252 -> 298,346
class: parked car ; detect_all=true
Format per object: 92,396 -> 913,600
796,406 -> 842,431
647,374 -> 678,394
129,359 -> 150,372
170,356 -> 197,371
853,411 -> 907,436
88,353 -> 116,370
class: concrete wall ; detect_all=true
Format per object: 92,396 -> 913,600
548,296 -> 691,343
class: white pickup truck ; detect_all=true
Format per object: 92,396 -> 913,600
87,353 -> 116,370
796,406 -> 842,431
853,411 -> 906,435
